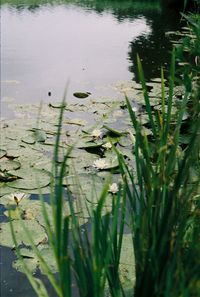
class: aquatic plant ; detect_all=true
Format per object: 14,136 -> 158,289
116,52 -> 200,297
7,10 -> 200,297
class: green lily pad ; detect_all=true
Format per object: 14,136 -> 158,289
73,92 -> 91,99
13,254 -> 39,274
77,139 -> 103,149
0,149 -> 6,158
34,129 -> 47,142
0,158 -> 21,172
64,118 -> 87,126
7,168 -> 51,190
48,102 -> 66,108
0,171 -> 19,182
13,244 -> 57,275
103,125 -> 127,136
6,149 -> 21,158
119,234 -> 135,289
22,134 -> 36,144
0,220 -> 47,248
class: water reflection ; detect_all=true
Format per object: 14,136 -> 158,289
1,0 -> 181,110
128,8 -> 181,81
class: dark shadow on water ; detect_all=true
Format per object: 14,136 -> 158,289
128,8 -> 183,81
0,245 -> 60,297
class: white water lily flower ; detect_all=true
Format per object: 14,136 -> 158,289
102,142 -> 112,149
91,129 -> 102,138
132,106 -> 138,112
10,193 -> 26,205
109,183 -> 119,194
93,159 -> 108,170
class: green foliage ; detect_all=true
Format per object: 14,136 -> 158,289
117,53 -> 200,297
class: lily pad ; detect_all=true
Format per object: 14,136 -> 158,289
13,245 -> 57,275
0,171 -> 19,182
22,134 -> 36,144
73,92 -> 91,99
103,125 -> 127,136
64,118 -> 87,126
119,234 -> 135,289
7,168 -> 51,190
0,158 -> 21,172
0,220 -> 47,247
34,129 -> 47,143
48,102 -> 66,109
0,149 -> 6,158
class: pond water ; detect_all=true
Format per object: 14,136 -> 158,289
0,1 -> 183,296
1,0 -> 181,118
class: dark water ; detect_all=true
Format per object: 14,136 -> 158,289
0,1 -> 183,296
1,0 -> 182,118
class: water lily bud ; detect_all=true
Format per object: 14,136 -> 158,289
11,193 -> 26,206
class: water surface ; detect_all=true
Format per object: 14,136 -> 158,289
1,0 -> 181,117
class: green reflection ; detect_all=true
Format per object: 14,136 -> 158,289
1,0 -> 161,14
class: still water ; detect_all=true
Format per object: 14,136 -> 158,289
1,0 -> 181,118
1,1 -> 182,296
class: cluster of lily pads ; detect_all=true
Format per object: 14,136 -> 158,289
0,79 -> 185,282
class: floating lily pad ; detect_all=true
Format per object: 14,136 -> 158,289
103,125 -> 127,136
64,118 -> 87,126
13,244 -> 57,275
73,92 -> 91,99
0,149 -> 6,158
0,171 -> 19,183
6,149 -> 21,158
0,158 -> 21,172
13,249 -> 39,274
77,139 -> 103,149
0,220 -> 47,248
34,129 -> 47,142
7,168 -> 51,190
48,102 -> 66,109
119,234 -> 135,289
22,134 -> 36,144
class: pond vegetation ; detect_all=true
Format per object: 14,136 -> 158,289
0,1 -> 200,297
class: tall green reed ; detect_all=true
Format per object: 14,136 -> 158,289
115,49 -> 199,296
